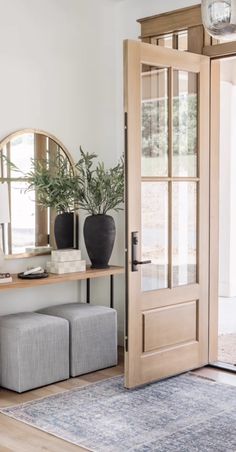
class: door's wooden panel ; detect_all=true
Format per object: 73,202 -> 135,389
140,341 -> 199,384
141,284 -> 199,310
124,40 -> 210,388
143,301 -> 197,352
140,43 -> 201,72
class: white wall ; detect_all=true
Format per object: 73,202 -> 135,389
116,0 -> 197,37
219,80 -> 236,297
0,0 -> 195,344
0,0 -> 118,158
0,0 -> 123,327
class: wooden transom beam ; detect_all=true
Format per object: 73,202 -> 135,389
138,4 -> 202,39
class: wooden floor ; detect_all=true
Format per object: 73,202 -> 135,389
0,350 -> 236,452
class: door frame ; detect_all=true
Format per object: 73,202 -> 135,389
136,6 -> 236,368
208,58 -> 220,363
208,50 -> 236,366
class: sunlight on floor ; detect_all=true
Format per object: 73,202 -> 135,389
218,297 -> 236,365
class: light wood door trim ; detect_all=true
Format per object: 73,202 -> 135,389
140,42 -> 202,72
209,60 -> 220,362
203,41 -> 236,58
198,54 -> 210,366
138,5 -> 202,39
188,25 -> 204,54
124,40 -> 141,386
138,4 -> 236,57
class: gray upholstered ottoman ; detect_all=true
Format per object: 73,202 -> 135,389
38,303 -> 117,377
0,312 -> 69,392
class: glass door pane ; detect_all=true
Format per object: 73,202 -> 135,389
173,70 -> 198,177
172,182 -> 197,286
141,64 -> 199,292
141,182 -> 168,291
141,66 -> 169,177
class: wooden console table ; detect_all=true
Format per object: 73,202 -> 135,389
0,266 -> 125,309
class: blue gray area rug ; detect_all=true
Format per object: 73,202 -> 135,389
1,374 -> 236,452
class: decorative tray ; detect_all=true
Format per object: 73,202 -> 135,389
17,272 -> 49,280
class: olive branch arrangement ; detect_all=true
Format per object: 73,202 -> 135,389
25,147 -> 124,215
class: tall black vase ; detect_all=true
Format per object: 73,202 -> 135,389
54,212 -> 79,249
84,214 -> 116,269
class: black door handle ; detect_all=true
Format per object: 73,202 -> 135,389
133,260 -> 151,266
132,232 -> 152,272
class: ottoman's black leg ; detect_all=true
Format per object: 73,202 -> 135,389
110,275 -> 114,309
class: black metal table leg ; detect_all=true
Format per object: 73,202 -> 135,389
87,275 -> 114,307
86,278 -> 90,303
110,275 -> 114,309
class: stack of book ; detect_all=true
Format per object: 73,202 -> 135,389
0,272 -> 12,284
25,245 -> 52,255
47,249 -> 86,275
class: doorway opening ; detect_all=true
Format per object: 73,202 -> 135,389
216,56 -> 236,371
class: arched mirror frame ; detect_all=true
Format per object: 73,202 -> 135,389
0,129 -> 75,259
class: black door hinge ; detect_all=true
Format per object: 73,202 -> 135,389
125,336 -> 128,352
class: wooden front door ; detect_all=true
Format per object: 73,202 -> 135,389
124,40 -> 210,388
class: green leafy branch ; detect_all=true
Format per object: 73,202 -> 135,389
74,147 -> 124,215
24,148 -> 124,216
26,153 -> 75,214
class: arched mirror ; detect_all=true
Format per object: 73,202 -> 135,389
0,129 -> 76,257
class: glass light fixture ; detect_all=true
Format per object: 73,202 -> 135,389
202,0 -> 236,40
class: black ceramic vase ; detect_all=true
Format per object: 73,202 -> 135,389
84,214 -> 116,268
54,212 -> 79,249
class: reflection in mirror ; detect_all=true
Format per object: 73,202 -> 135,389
0,130 -> 74,257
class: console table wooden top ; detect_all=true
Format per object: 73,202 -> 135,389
0,266 -> 125,292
